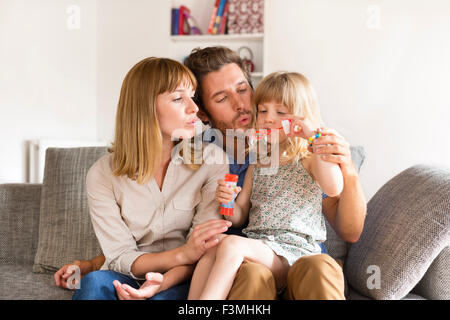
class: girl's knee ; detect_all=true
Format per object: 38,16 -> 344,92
217,235 -> 241,253
216,235 -> 244,261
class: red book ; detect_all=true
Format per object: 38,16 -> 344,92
219,1 -> 229,34
208,0 -> 220,34
178,5 -> 190,35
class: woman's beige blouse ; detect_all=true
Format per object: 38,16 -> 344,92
86,143 -> 229,278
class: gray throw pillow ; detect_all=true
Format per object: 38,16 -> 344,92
33,147 -> 107,273
344,165 -> 450,299
412,246 -> 450,300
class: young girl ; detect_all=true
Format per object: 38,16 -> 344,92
188,71 -> 344,300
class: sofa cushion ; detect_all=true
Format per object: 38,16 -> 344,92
344,165 -> 450,300
346,286 -> 426,300
323,145 -> 365,262
33,147 -> 108,273
0,184 -> 41,265
412,246 -> 450,300
0,264 -> 74,300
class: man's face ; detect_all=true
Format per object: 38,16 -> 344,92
200,63 -> 253,135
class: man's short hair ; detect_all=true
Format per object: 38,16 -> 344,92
184,46 -> 253,116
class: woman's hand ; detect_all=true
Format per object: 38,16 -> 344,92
54,260 -> 93,289
114,272 -> 163,300
215,179 -> 241,204
310,127 -> 357,177
183,219 -> 232,264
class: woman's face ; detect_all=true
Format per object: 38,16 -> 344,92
156,84 -> 199,141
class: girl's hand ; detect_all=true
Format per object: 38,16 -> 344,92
285,115 -> 316,140
114,272 -> 163,300
310,127 -> 357,177
215,179 -> 241,205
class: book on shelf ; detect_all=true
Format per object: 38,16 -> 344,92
178,5 -> 189,35
171,8 -> 179,35
172,5 -> 202,36
212,0 -> 227,35
219,0 -> 229,34
208,0 -> 220,34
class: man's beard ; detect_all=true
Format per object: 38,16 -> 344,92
210,110 -> 253,138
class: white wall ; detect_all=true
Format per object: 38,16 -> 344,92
0,0 -> 171,182
0,0 -> 98,183
96,0 -> 171,142
265,0 -> 450,200
2,0 -> 449,201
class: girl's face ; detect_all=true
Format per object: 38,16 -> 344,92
256,100 -> 290,144
156,84 -> 199,141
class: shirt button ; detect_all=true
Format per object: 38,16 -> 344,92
268,235 -> 275,241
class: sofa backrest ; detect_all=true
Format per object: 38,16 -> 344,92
33,147 -> 108,273
30,145 -> 365,272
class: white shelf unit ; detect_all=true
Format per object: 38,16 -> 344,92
169,1 -> 265,85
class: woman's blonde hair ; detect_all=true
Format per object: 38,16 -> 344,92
253,71 -> 323,162
110,57 -> 197,184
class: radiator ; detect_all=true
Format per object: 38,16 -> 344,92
28,139 -> 108,183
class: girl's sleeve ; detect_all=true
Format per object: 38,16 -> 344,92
86,160 -> 147,279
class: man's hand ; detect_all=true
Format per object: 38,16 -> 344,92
114,272 -> 164,300
183,219 -> 232,264
310,127 -> 357,177
54,260 -> 93,289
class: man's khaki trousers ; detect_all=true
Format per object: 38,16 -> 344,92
227,254 -> 345,300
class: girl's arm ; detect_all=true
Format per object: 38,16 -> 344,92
159,265 -> 195,292
287,116 -> 344,197
215,165 -> 254,227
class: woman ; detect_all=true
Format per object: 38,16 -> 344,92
70,57 -> 230,300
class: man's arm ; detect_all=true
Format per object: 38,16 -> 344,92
91,254 -> 106,271
313,128 -> 367,243
322,169 -> 366,243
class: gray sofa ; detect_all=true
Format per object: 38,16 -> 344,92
0,147 -> 449,300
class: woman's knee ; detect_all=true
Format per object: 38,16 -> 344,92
72,270 -> 117,300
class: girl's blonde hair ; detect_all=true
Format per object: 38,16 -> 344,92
253,71 -> 323,162
110,57 -> 198,185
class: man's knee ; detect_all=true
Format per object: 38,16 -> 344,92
286,254 -> 345,300
227,261 -> 277,300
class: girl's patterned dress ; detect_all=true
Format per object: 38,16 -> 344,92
243,160 -> 326,265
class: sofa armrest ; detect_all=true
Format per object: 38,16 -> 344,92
412,246 -> 450,300
0,183 -> 42,265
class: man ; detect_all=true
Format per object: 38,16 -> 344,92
55,47 -> 366,300
183,46 -> 366,300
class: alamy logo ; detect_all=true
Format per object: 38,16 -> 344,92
366,5 -> 381,30
66,265 -> 81,289
66,5 -> 81,30
366,265 -> 381,290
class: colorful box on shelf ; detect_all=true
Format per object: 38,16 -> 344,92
227,0 -> 264,35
